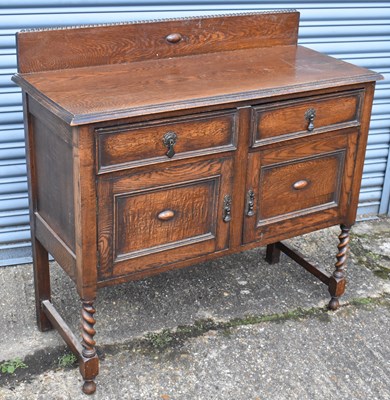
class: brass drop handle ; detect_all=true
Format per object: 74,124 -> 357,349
163,131 -> 177,158
305,108 -> 316,131
157,209 -> 175,221
292,179 -> 309,190
223,195 -> 232,222
246,189 -> 255,216
166,33 -> 183,43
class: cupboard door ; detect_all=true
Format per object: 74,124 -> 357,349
98,157 -> 233,280
243,130 -> 358,244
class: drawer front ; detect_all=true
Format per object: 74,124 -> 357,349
243,129 -> 358,244
96,110 -> 237,173
98,157 -> 233,280
252,90 -> 363,145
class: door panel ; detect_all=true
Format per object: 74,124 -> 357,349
115,179 -> 217,256
259,152 -> 344,220
243,130 -> 358,244
98,157 -> 233,280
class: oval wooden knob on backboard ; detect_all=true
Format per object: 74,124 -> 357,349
165,33 -> 182,43
157,210 -> 175,221
292,179 -> 309,190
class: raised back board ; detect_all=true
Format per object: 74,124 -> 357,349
16,10 -> 299,73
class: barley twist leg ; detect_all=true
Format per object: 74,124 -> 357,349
328,224 -> 350,310
81,301 -> 97,394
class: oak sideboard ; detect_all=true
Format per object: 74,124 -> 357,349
12,10 -> 382,394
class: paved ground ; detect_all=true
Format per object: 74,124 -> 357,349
0,218 -> 389,399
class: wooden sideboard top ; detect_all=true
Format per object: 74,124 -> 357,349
12,11 -> 382,125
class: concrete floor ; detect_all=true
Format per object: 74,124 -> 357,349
0,218 -> 389,399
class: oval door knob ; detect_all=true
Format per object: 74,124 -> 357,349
292,179 -> 309,190
165,33 -> 183,43
157,210 -> 175,221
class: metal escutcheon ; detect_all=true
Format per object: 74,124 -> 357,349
305,108 -> 316,131
163,131 -> 178,158
223,195 -> 232,222
246,189 -> 255,216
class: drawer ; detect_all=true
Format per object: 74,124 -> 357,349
243,129 -> 358,244
97,157 -> 233,279
251,90 -> 363,146
96,110 -> 237,173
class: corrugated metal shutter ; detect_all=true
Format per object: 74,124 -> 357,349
1,1 -> 389,265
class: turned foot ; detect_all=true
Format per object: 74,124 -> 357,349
328,225 -> 350,310
82,380 -> 96,395
328,297 -> 340,310
80,300 -> 99,394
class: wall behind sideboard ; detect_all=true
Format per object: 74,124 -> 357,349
0,1 -> 389,265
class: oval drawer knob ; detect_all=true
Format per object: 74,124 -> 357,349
157,210 -> 175,221
292,179 -> 309,190
166,33 -> 182,43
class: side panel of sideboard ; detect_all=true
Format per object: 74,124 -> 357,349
27,96 -> 77,282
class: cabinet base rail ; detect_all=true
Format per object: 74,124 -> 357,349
42,300 -> 99,394
266,224 -> 350,311
38,225 -> 349,395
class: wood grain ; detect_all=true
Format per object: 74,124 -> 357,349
22,92 -> 52,332
12,46 -> 382,125
98,157 -> 233,279
96,110 -> 236,172
35,213 -> 76,283
259,152 -> 344,220
16,11 -> 299,73
32,114 -> 75,251
73,125 -> 98,300
252,90 -> 363,144
345,83 -> 376,225
115,179 -> 217,256
13,12 -> 381,395
243,129 -> 358,244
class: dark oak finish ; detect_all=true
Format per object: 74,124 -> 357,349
328,224 -> 351,310
33,114 -> 75,250
98,157 -> 233,280
96,110 -> 237,172
22,92 -> 52,332
16,11 -> 299,73
252,90 -> 363,145
12,46 -> 378,126
13,11 -> 382,394
243,129 -> 357,244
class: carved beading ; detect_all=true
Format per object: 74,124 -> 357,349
20,9 -> 297,32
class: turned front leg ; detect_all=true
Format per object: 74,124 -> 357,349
80,300 -> 99,394
328,224 -> 350,310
